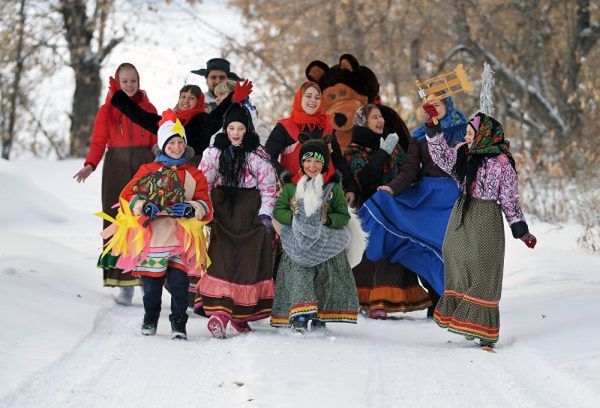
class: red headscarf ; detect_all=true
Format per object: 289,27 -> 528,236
289,81 -> 330,131
174,88 -> 206,126
105,63 -> 152,120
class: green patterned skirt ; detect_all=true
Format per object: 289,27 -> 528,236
434,197 -> 505,343
271,251 -> 359,326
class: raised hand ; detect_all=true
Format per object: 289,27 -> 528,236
108,76 -> 120,97
232,79 -> 253,102
422,102 -> 438,127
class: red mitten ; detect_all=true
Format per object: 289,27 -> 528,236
232,79 -> 253,102
520,232 -> 537,249
422,103 -> 438,127
108,76 -> 120,97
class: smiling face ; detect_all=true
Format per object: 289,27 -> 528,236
177,91 -> 198,111
302,157 -> 324,178
164,136 -> 186,159
118,68 -> 139,97
226,121 -> 246,145
301,85 -> 322,115
206,70 -> 228,93
366,107 -> 385,134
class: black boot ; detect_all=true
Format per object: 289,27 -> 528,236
311,319 -> 327,331
170,315 -> 188,340
290,316 -> 308,335
141,314 -> 158,336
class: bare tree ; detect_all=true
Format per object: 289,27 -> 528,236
59,0 -> 123,157
1,0 -> 27,159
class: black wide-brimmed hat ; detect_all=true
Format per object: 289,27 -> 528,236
191,58 -> 242,80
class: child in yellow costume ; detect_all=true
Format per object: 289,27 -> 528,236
99,109 -> 213,340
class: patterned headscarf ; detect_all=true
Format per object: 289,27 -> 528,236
467,112 -> 514,165
412,96 -> 468,147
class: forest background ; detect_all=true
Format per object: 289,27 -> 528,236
1,0 -> 599,250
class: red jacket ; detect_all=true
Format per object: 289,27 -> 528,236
84,99 -> 158,169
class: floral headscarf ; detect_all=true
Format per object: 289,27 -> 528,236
467,112 -> 514,165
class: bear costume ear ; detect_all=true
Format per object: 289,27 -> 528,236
360,66 -> 380,103
339,54 -> 360,72
305,60 -> 329,83
298,132 -> 312,144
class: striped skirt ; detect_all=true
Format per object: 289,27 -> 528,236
434,197 -> 505,343
353,255 -> 432,314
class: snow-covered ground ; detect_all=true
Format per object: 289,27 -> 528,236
0,157 -> 599,408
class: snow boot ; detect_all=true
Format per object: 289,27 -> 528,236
115,286 -> 134,306
230,320 -> 251,333
290,316 -> 308,335
207,315 -> 229,339
479,339 -> 496,353
311,319 -> 327,331
368,309 -> 388,320
171,316 -> 188,340
141,315 -> 158,336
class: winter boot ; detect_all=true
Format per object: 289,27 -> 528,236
311,319 -> 327,331
207,315 -> 229,339
368,309 -> 388,320
290,316 -> 308,335
141,314 -> 158,336
230,320 -> 251,333
479,339 -> 496,349
115,286 -> 134,306
171,316 -> 188,340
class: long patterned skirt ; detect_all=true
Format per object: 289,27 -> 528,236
433,197 -> 505,343
353,255 -> 432,314
195,187 -> 274,323
270,251 -> 359,326
98,146 -> 153,287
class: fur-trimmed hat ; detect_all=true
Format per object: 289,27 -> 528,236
191,58 -> 242,81
298,133 -> 330,173
157,109 -> 186,152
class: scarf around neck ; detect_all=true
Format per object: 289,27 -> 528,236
288,81 -> 331,132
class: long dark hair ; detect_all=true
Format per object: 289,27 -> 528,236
453,144 -> 485,225
213,130 -> 263,214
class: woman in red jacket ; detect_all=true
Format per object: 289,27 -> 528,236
73,63 -> 157,305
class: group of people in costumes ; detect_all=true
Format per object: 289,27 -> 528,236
73,56 -> 537,350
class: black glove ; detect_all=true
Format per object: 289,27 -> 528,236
142,202 -> 160,219
425,123 -> 442,138
171,203 -> 195,218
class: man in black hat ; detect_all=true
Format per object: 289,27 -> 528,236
191,58 -> 242,112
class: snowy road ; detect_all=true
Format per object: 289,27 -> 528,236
2,302 -> 598,408
1,159 -> 599,408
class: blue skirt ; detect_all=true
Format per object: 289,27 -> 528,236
358,177 -> 459,295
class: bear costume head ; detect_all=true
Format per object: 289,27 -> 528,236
305,54 -> 410,152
